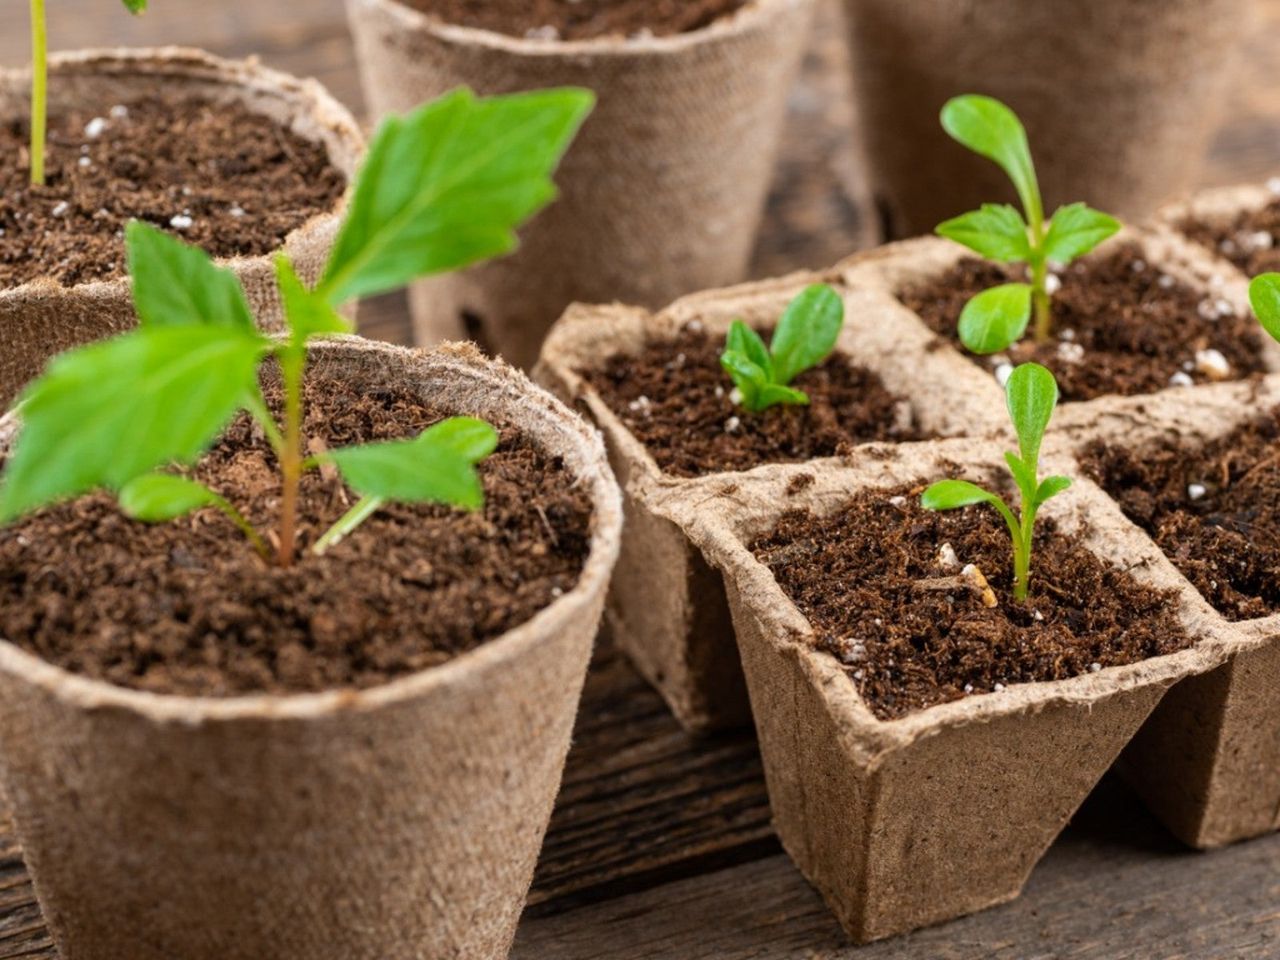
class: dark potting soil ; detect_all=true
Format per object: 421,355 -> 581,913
583,324 -> 927,479
1081,408 -> 1280,622
409,0 -> 751,39
751,486 -> 1193,720
1180,203 -> 1280,277
0,369 -> 593,697
0,96 -> 346,288
899,244 -> 1266,403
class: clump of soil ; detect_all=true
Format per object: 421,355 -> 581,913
751,486 -> 1193,720
0,96 -> 346,288
408,0 -> 751,39
899,244 -> 1266,403
0,367 -> 593,697
583,323 -> 927,478
1081,409 -> 1280,621
1179,203 -> 1280,277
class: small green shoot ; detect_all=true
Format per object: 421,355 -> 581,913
921,362 -> 1071,602
719,283 -> 844,413
936,94 -> 1120,353
27,0 -> 148,186
1249,273 -> 1280,347
0,86 -> 594,567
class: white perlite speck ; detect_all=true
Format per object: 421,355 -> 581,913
169,214 -> 194,230
937,542 -> 961,572
1169,371 -> 1194,388
83,117 -> 108,139
1088,662 -> 1102,673
994,362 -> 1014,387
1157,274 -> 1176,289
1187,483 -> 1207,501
729,387 -> 743,406
724,416 -> 741,434
1131,259 -> 1147,273
888,495 -> 907,508
993,683 -> 1006,693
1195,348 -> 1231,381
77,156 -> 91,168
50,201 -> 69,218
109,104 -> 129,120
1057,341 -> 1085,364
627,395 -> 652,416
229,205 -> 246,218
1269,177 -> 1280,195
1044,273 -> 1062,295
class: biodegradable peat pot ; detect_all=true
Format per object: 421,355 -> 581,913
0,48 -> 364,406
841,0 -> 1252,237
1061,377 -> 1280,849
536,271 -> 1002,731
840,225 -> 1280,433
0,339 -> 623,960
680,437 -> 1230,941
346,0 -> 816,368
1157,181 -> 1280,281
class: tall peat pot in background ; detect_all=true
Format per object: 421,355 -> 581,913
0,340 -> 623,960
0,48 -> 363,405
841,0 -> 1252,237
345,0 -> 817,367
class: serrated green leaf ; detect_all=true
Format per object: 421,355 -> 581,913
726,320 -> 773,381
0,327 -> 268,521
769,284 -> 844,386
1042,203 -> 1121,265
119,473 -> 221,522
1005,362 -> 1058,468
275,254 -> 353,341
941,95 -> 1041,223
936,204 -> 1031,263
1249,273 -> 1280,344
328,416 -> 497,511
1035,475 -> 1072,505
126,220 -> 254,330
122,0 -> 146,12
921,478 -> 1002,511
319,87 -> 594,304
957,282 -> 1032,354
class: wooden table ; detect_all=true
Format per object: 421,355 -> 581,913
3,3 -> 1280,957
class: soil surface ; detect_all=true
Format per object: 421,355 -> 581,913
1082,409 -> 1280,621
583,323 -> 926,478
752,485 -> 1193,720
0,96 -> 346,288
900,244 -> 1266,403
410,0 -> 751,39
1180,203 -> 1280,277
0,367 -> 593,697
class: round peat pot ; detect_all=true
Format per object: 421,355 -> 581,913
0,340 -> 622,960
345,0 -> 817,368
841,0 -> 1252,237
0,48 -> 364,407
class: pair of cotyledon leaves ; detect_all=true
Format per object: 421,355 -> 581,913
0,86 -> 594,525
936,95 -> 1121,354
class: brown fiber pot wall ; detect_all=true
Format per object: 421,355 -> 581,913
0,340 -> 623,960
0,48 -> 364,408
841,0 -> 1252,238
536,271 -> 1003,731
345,0 -> 816,369
1050,377 -> 1280,849
681,438 -> 1233,942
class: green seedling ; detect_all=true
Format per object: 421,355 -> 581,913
0,86 -> 594,568
921,362 -> 1071,602
936,94 -> 1121,354
1249,273 -> 1280,349
719,283 -> 844,413
27,0 -> 148,186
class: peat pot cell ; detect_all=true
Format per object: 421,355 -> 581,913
0,96 -> 346,289
684,440 -> 1226,942
899,242 -> 1266,403
582,323 -> 928,479
400,0 -> 753,39
1080,406 -> 1280,849
1176,188 -> 1280,278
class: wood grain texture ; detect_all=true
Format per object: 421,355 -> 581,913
1,1 -> 1279,957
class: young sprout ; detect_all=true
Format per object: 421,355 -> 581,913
719,283 -> 844,413
936,94 -> 1121,353
0,87 -> 594,566
920,362 -> 1071,602
1250,273 -> 1280,347
27,0 -> 147,186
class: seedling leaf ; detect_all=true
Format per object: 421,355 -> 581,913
320,87 -> 595,304
328,416 -> 498,510
119,473 -> 221,522
1005,361 -> 1057,467
126,220 -> 254,330
957,282 -> 1031,354
921,478 -> 1003,511
0,327 -> 269,521
726,320 -> 773,381
275,255 -> 353,340
940,95 -> 1040,220
1249,273 -> 1280,343
769,284 -> 844,385
122,0 -> 147,11
936,204 -> 1031,263
1035,475 -> 1072,504
1042,203 -> 1120,265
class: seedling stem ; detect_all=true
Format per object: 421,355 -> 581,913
29,0 -> 46,186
